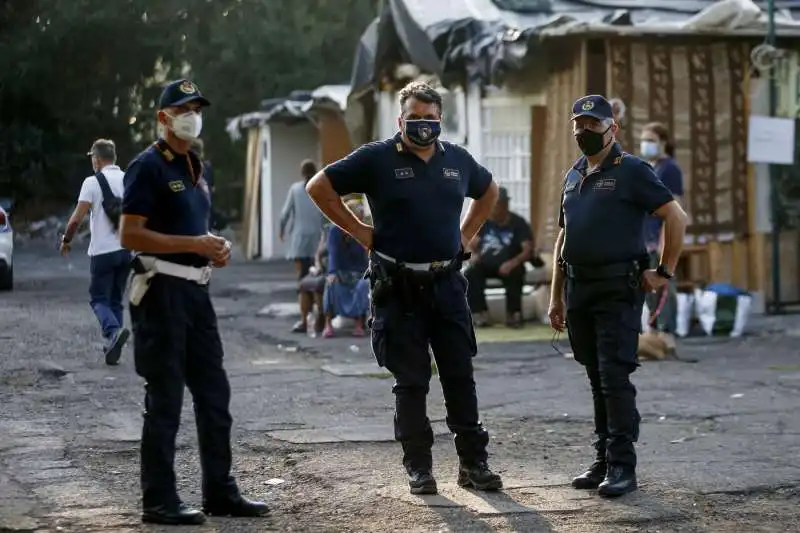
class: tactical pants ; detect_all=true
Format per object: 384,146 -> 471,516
130,275 -> 238,507
369,269 -> 489,472
565,277 -> 642,468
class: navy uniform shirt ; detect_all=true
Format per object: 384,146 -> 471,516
325,133 -> 492,263
559,143 -> 673,266
122,139 -> 211,267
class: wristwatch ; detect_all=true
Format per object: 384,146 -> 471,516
656,264 -> 673,279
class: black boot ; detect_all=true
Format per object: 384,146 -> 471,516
202,494 -> 270,517
571,460 -> 607,490
408,469 -> 438,495
598,465 -> 638,497
142,503 -> 206,525
457,461 -> 503,491
573,434 -> 607,489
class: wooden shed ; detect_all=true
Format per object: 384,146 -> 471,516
529,28 -> 800,305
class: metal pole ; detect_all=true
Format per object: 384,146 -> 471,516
767,0 -> 783,314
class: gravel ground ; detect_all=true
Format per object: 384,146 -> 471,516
1,242 -> 799,533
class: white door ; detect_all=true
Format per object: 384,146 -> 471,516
480,96 -> 541,222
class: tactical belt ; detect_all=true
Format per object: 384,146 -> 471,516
129,255 -> 212,306
565,261 -> 639,281
373,250 -> 453,272
139,256 -> 213,285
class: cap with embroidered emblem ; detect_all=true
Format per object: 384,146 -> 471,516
570,95 -> 614,121
158,79 -> 211,110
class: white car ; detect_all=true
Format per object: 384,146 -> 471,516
0,203 -> 13,291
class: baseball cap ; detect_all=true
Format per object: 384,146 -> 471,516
86,139 -> 116,161
570,95 -> 614,121
498,186 -> 510,203
158,79 -> 211,110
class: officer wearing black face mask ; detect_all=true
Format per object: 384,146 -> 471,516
547,95 -> 688,497
306,81 -> 503,496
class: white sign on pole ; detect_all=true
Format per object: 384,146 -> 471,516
747,115 -> 796,165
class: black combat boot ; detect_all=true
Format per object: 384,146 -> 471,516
571,460 -> 606,490
202,494 -> 270,517
408,469 -> 438,495
142,503 -> 207,525
598,464 -> 637,497
572,435 -> 607,490
457,461 -> 503,491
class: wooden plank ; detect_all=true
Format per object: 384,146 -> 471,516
707,241 -> 723,284
530,105 -> 547,247
731,238 -> 747,288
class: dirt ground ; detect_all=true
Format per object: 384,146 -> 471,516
1,242 -> 799,533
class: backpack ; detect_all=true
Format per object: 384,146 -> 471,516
95,171 -> 122,231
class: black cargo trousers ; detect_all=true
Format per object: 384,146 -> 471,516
130,274 -> 238,508
564,263 -> 644,469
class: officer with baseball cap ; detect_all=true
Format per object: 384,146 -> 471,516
547,94 -> 688,497
120,79 -> 268,524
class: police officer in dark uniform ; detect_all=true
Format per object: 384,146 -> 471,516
120,79 -> 268,525
547,95 -> 688,497
306,81 -> 503,495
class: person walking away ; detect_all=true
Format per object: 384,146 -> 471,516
279,159 -> 324,279
465,186 -> 533,328
60,139 -> 131,365
306,81 -> 503,496
119,79 -> 268,525
548,95 -> 688,497
640,122 -> 685,337
321,200 -> 370,338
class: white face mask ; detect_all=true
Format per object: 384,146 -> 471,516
640,140 -> 660,159
167,111 -> 203,140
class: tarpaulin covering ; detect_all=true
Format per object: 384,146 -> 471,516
350,0 -> 800,92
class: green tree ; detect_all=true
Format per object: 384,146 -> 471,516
0,0 -> 378,217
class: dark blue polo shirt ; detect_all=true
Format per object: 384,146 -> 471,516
122,139 -> 210,267
558,143 -> 673,266
324,133 -> 492,263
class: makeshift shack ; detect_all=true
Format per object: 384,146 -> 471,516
345,0 -> 800,307
226,85 -> 351,260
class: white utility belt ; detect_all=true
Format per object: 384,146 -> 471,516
141,256 -> 213,285
373,251 -> 453,272
129,256 -> 212,306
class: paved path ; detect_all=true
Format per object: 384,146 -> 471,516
0,242 -> 799,532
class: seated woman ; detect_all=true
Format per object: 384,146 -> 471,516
322,201 -> 370,338
292,226 -> 329,334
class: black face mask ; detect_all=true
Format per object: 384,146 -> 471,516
575,126 -> 611,156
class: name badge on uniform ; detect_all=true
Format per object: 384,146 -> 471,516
443,168 -> 460,180
593,178 -> 616,191
168,180 -> 186,192
394,168 -> 414,179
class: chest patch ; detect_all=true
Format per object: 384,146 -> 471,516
443,168 -> 460,180
394,167 -> 414,179
592,178 -> 616,191
168,180 -> 186,192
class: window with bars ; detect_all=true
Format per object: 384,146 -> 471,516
480,99 -> 532,221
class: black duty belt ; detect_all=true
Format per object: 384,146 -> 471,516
565,261 -> 640,281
